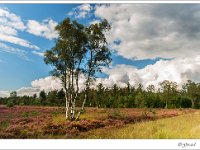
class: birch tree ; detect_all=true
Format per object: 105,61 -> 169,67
76,19 -> 112,120
44,18 -> 111,121
44,18 -> 87,120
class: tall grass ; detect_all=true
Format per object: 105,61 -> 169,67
85,111 -> 200,139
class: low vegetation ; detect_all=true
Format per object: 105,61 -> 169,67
0,105 -> 194,139
82,111 -> 200,139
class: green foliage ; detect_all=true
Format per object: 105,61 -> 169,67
0,121 -> 9,129
108,109 -> 123,119
10,91 -> 17,98
6,100 -> 14,107
2,79 -> 200,110
43,17 -> 112,120
39,90 -> 47,105
21,111 -> 40,117
21,112 -> 29,117
31,111 -> 40,116
180,96 -> 192,108
135,92 -> 146,108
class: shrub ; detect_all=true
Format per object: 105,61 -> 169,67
43,123 -> 66,135
6,100 -> 14,107
0,121 -> 9,129
108,109 -> 123,119
21,112 -> 29,118
19,103 -> 24,106
31,111 -> 40,116
180,97 -> 192,108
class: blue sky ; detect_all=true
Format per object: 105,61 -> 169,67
1,4 -> 200,97
0,4 -> 73,90
0,4 -> 88,90
0,4 -> 158,91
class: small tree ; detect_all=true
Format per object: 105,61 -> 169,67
10,91 -> 17,98
76,19 -> 111,119
44,18 -> 111,121
39,90 -> 47,105
160,80 -> 178,108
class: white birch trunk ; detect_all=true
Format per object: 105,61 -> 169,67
76,90 -> 87,120
65,93 -> 69,120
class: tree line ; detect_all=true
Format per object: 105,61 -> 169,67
1,80 -> 200,109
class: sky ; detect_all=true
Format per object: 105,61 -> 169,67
1,4 -> 200,97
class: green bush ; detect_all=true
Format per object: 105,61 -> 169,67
108,109 -> 123,119
6,100 -> 14,107
19,103 -> 24,106
21,112 -> 29,117
180,97 -> 192,108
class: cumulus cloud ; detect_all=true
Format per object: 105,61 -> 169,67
0,77 -> 62,98
31,75 -> 86,92
0,75 -> 87,97
96,57 -> 200,89
68,4 -> 92,19
31,76 -> 62,91
16,87 -> 40,97
94,4 -> 200,60
0,91 -> 9,98
0,87 -> 40,98
27,19 -> 58,40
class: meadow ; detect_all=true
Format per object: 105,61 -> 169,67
0,105 -> 197,139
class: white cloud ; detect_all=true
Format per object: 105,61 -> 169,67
0,8 -> 26,30
80,4 -> 92,12
31,76 -> 62,92
0,42 -> 30,61
0,8 -> 39,50
0,87 -> 41,97
16,87 -> 40,97
0,75 -> 87,97
0,33 -> 39,50
32,51 -> 44,57
96,56 -> 200,89
90,19 -> 101,25
0,77 -> 63,97
0,91 -> 9,98
94,4 -> 200,60
0,25 -> 17,35
68,4 -> 92,19
27,19 -> 58,40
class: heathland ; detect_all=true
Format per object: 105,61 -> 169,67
0,105 -> 198,139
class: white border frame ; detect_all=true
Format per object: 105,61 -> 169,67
0,1 -> 200,3
0,1 -> 200,149
0,139 -> 200,149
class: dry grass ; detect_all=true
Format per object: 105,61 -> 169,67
84,111 -> 200,139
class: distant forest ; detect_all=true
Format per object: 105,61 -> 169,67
1,80 -> 200,109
